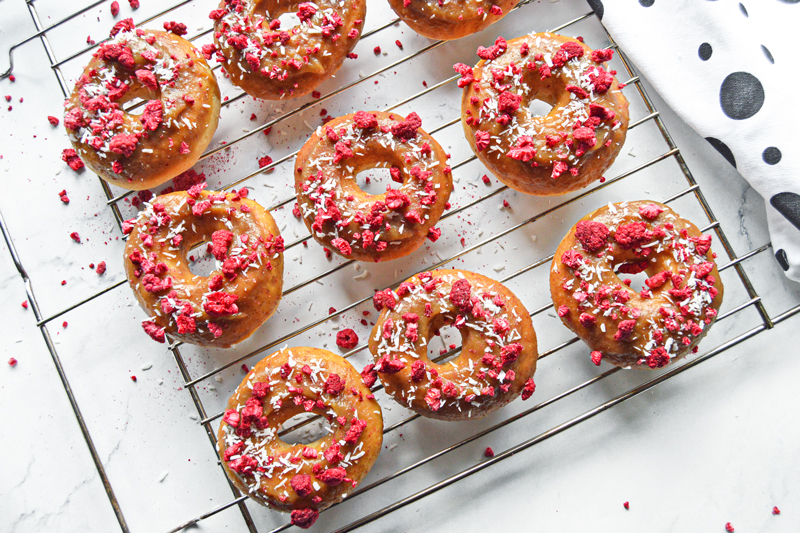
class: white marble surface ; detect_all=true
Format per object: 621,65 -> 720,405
1,0 -> 799,532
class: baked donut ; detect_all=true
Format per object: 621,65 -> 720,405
459,33 -> 629,196
218,347 -> 383,529
367,269 -> 538,421
64,19 -> 221,190
550,200 -> 724,369
123,185 -> 284,347
387,0 -> 520,40
210,0 -> 367,100
294,110 -> 453,262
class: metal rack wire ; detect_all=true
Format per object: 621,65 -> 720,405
2,1 -> 798,532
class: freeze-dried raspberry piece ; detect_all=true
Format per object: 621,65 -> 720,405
449,278 -> 472,312
110,1 -> 120,15
575,220 -> 609,252
316,466 -> 347,487
638,203 -> 664,220
475,130 -> 491,152
551,161 -> 569,179
385,189 -> 410,210
297,2 -> 317,22
500,343 -> 522,366
521,378 -> 536,400
291,474 -> 313,496
64,108 -> 85,130
173,169 -> 205,191
566,84 -> 589,99
572,126 -> 596,148
176,311 -> 196,334
579,313 -> 597,327
353,110 -> 377,129
331,237 -> 352,256
228,455 -> 257,474
552,41 -> 584,67
163,21 -> 187,36
291,509 -> 319,529
135,69 -> 158,91
497,91 -> 522,114
645,271 -> 671,289
646,347 -> 670,368
391,112 -> 422,141
411,359 -> 426,382
507,135 -> 536,161
614,319 -> 636,341
322,373 -> 345,397
477,37 -> 507,60
140,100 -> 163,131
360,364 -> 377,387
425,388 -> 442,411
589,102 -> 615,121
142,274 -> 172,293
453,63 -> 474,88
110,17 -> 134,36
614,222 -> 648,249
129,0 -> 140,8
589,67 -> 614,93
694,234 -> 712,255
61,149 -> 84,171
142,320 -> 165,343
560,249 -> 583,269
591,49 -> 614,63
333,141 -> 353,163
372,289 -> 396,311
335,329 -> 358,350
203,291 -> 239,316
591,351 -> 603,365
109,133 -> 138,157
344,418 -> 367,444
210,230 -> 233,260
377,356 -> 405,374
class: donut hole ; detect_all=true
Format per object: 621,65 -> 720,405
427,317 -> 465,365
118,83 -> 162,116
354,167 -> 393,197
613,261 -> 651,293
526,98 -> 555,119
278,412 -> 333,445
275,11 -> 301,31
187,249 -> 217,278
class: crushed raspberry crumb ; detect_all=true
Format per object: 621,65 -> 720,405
772,506 -> 780,515
477,37 -> 507,60
591,351 -> 603,365
96,261 -> 107,275
47,116 -> 59,126
623,501 -> 630,510
484,447 -> 494,458
290,509 -> 319,529
521,378 -> 536,400
391,112 -> 422,141
638,203 -> 664,220
614,222 -> 648,249
8,358 -> 17,366
575,220 -> 610,252
69,231 -> 81,243
110,1 -> 120,16
395,40 -> 403,49
725,523 -> 734,533
61,149 -> 84,171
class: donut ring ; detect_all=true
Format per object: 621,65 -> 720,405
459,33 -> 629,196
367,269 -> 538,421
123,186 -> 284,347
550,200 -> 724,369
218,347 -> 383,530
387,0 -> 521,40
295,111 -> 453,262
211,0 -> 367,100
64,20 -> 221,190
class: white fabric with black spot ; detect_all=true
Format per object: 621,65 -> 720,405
587,0 -> 800,281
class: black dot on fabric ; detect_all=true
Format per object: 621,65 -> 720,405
771,192 -> 800,232
763,147 -> 782,165
705,137 -> 736,168
739,3 -> 748,16
698,43 -> 713,61
639,0 -> 655,6
586,0 -> 604,19
761,45 -> 775,64
776,250 -> 790,271
720,72 -> 765,120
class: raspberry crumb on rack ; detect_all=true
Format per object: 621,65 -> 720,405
61,149 -> 84,171
58,190 -> 70,203
131,375 -> 137,382
591,351 -> 603,365
111,1 -> 120,17
48,116 -> 59,126
62,321 -> 68,328
241,364 -> 249,373
21,301 -> 28,309
96,261 -> 107,275
129,0 -> 140,8
61,280 -> 67,286
623,501 -> 629,510
772,506 -> 781,515
8,358 -> 17,366
484,447 -> 494,458
374,46 -> 381,54
395,40 -> 403,49
70,232 -> 81,243
258,155 -> 273,168
725,523 -> 734,532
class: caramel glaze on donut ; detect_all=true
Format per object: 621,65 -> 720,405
218,347 -> 383,530
211,0 -> 366,100
295,111 -> 453,262
64,20 -> 220,190
550,201 -> 724,369
368,269 -> 538,421
459,33 -> 629,196
124,187 -> 284,347
387,0 -> 521,40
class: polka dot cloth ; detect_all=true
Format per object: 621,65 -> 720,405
587,0 -> 800,281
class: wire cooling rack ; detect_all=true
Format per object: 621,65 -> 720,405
2,0 -> 799,532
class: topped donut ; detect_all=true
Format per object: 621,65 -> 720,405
64,19 -> 221,190
387,0 -> 521,40
550,201 -> 724,369
459,33 -> 629,196
294,111 -> 453,262
210,0 -> 367,100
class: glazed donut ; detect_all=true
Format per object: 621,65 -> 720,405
210,0 -> 366,100
550,200 -> 724,369
367,269 -> 538,421
294,110 -> 453,262
123,185 -> 284,347
387,0 -> 521,40
459,33 -> 629,196
64,19 -> 221,190
218,347 -> 383,529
